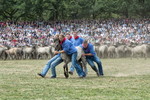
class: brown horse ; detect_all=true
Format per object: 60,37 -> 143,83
5,47 -> 23,60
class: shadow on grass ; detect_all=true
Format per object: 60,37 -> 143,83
35,75 -> 118,80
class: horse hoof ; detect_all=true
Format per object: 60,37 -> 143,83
64,73 -> 69,78
69,71 -> 73,75
65,76 -> 69,79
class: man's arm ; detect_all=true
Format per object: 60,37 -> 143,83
54,50 -> 65,55
83,53 -> 93,56
83,44 -> 95,56
54,42 -> 69,54
58,50 -> 65,53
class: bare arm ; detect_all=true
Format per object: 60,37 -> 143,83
83,53 -> 93,56
54,50 -> 65,55
58,50 -> 65,53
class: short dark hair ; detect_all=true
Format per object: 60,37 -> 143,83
55,34 -> 59,39
66,33 -> 71,35
83,40 -> 88,44
59,34 -> 65,38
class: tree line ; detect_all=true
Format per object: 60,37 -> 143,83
0,0 -> 149,21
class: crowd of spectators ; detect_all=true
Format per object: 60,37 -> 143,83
0,18 -> 150,47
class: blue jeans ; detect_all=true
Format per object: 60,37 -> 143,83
71,52 -> 85,77
50,57 -> 63,77
86,55 -> 104,75
70,64 -> 88,74
40,54 -> 62,77
70,65 -> 75,72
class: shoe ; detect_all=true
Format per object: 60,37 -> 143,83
99,74 -> 104,77
79,74 -> 86,78
50,76 -> 56,78
82,73 -> 86,77
79,76 -> 85,78
37,73 -> 44,78
69,71 -> 73,75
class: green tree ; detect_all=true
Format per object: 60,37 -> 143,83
0,0 -> 149,21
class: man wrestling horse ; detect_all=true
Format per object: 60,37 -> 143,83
53,34 -> 87,78
38,34 -> 87,78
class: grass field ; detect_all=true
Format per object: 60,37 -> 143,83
0,58 -> 150,100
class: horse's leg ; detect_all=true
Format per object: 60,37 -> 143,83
4,52 -> 7,60
1,51 -> 7,60
15,52 -> 19,60
37,53 -> 40,59
46,53 -> 48,59
7,53 -> 11,60
81,56 -> 87,74
66,63 -> 69,78
144,53 -> 147,60
63,62 -> 69,78
23,53 -> 25,59
63,64 -> 67,78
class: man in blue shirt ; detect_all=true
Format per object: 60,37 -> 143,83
53,34 -> 85,78
66,33 -> 74,43
80,40 -> 104,76
73,32 -> 84,46
67,32 -> 87,75
37,34 -> 64,78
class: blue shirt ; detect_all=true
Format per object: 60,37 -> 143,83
73,37 -> 84,46
62,39 -> 77,55
68,37 -> 74,43
80,43 -> 96,58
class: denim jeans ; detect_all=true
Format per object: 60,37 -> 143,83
70,64 -> 88,74
50,57 -> 63,77
86,55 -> 104,75
71,52 -> 85,77
40,54 -> 62,77
70,65 -> 75,72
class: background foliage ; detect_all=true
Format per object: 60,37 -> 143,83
0,0 -> 150,21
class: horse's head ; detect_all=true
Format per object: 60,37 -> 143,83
2,45 -> 10,50
53,38 -> 62,51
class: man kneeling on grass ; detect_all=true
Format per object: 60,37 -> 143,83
80,40 -> 104,76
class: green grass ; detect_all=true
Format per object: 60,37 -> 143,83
0,58 -> 150,100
